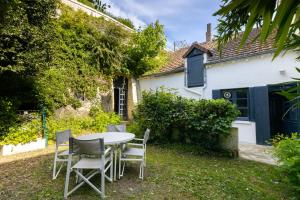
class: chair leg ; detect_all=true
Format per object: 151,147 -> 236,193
114,148 -> 117,181
118,150 -> 121,179
121,161 -> 125,177
139,161 -> 144,180
64,156 -> 72,199
52,154 -> 57,180
101,166 -> 105,198
144,146 -> 147,167
139,163 -> 142,179
110,151 -> 113,181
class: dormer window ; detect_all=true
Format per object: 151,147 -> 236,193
186,49 -> 204,87
183,43 -> 211,88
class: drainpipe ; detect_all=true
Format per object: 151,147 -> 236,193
136,78 -> 141,102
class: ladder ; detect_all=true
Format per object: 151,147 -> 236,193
118,88 -> 126,118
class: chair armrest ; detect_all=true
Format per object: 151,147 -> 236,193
133,138 -> 144,142
104,147 -> 112,155
127,143 -> 144,147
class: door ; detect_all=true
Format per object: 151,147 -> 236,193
282,100 -> 300,136
269,83 -> 300,137
113,77 -> 128,119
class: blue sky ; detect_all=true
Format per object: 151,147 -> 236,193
104,0 -> 222,49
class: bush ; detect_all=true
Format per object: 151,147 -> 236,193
0,97 -> 19,136
272,133 -> 300,192
133,89 -> 239,150
0,119 -> 42,145
47,109 -> 121,141
0,109 -> 120,145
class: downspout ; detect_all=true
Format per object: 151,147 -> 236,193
135,77 -> 141,102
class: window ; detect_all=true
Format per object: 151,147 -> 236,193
186,49 -> 204,88
222,88 -> 249,120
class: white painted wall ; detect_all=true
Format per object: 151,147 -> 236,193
138,52 -> 300,144
1,139 -> 46,156
232,121 -> 256,144
203,52 -> 299,99
139,72 -> 202,99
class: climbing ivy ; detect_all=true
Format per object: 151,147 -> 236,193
0,0 -> 167,122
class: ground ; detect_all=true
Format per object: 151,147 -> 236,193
0,145 -> 298,200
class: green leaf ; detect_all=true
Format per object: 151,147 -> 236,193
239,1 -> 260,48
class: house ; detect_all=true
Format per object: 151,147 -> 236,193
57,1 -> 299,144
137,24 -> 300,145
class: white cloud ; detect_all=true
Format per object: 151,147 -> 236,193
103,0 -> 221,44
104,0 -> 146,28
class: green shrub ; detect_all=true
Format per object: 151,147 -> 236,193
272,133 -> 300,192
47,109 -> 120,141
0,109 -> 120,145
0,97 -> 19,136
133,88 -> 239,150
0,119 -> 42,145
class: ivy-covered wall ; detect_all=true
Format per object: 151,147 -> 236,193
0,0 -> 166,135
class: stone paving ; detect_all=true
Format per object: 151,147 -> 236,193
239,143 -> 277,165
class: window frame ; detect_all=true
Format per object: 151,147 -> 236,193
221,88 -> 250,121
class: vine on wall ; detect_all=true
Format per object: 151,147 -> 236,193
0,0 -> 167,134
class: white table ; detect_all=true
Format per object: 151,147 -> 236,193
76,132 -> 135,181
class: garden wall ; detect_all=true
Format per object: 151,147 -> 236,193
1,139 -> 46,156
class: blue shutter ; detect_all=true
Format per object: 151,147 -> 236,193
212,90 -> 221,99
249,86 -> 271,145
187,54 -> 204,87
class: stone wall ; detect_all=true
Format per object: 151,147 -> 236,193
219,127 -> 239,158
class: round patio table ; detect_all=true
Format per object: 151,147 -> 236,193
76,132 -> 135,181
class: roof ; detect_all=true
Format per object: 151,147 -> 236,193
151,47 -> 189,75
145,29 -> 275,77
182,43 -> 212,58
206,29 -> 275,64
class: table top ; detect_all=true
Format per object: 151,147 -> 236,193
76,132 -> 135,145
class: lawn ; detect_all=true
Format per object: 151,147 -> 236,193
0,145 -> 297,200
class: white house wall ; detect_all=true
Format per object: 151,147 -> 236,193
203,52 -> 299,98
138,52 -> 300,144
139,72 -> 202,99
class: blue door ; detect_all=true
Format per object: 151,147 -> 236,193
269,83 -> 300,137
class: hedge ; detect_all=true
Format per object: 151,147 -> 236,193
132,88 -> 240,150
0,109 -> 120,145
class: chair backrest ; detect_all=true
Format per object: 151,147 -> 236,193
56,129 -> 72,146
69,137 -> 105,156
143,129 -> 150,144
107,124 -> 126,132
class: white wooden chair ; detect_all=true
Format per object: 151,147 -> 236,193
53,129 -> 72,180
119,129 -> 150,180
64,137 -> 113,199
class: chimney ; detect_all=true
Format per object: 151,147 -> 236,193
206,23 -> 212,42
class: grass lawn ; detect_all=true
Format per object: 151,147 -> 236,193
0,145 -> 298,200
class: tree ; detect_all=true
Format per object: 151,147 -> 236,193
214,0 -> 300,109
125,21 -> 167,77
0,0 -> 166,113
92,0 -> 110,12
214,0 -> 299,56
0,0 -> 56,73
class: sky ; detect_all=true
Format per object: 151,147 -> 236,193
103,0 -> 222,50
